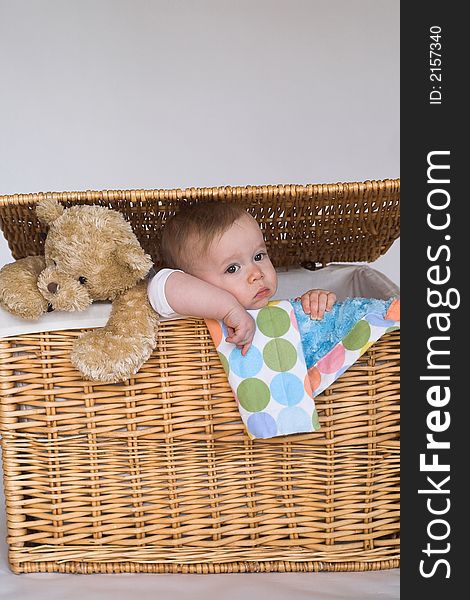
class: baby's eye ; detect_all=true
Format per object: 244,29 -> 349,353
225,264 -> 240,274
254,252 -> 266,262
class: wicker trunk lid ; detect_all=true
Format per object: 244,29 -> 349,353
0,179 -> 400,268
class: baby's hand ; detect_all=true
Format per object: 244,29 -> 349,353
300,289 -> 336,320
223,305 -> 256,356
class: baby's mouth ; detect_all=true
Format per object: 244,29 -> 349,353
254,287 -> 270,299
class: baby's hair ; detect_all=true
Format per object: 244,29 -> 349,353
161,201 -> 251,272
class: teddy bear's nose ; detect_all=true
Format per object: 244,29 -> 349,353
47,282 -> 59,294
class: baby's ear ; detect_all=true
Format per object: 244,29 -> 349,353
36,198 -> 65,225
116,244 -> 153,279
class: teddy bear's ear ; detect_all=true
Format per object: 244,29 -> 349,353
36,198 -> 65,225
117,244 -> 153,279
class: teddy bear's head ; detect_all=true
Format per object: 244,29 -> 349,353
36,198 -> 153,311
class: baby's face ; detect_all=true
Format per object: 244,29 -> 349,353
189,214 -> 278,309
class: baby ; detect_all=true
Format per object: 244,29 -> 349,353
148,202 -> 336,355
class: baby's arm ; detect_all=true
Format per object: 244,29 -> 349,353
152,271 -> 255,355
300,289 -> 336,320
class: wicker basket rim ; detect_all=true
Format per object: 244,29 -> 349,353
0,178 -> 399,204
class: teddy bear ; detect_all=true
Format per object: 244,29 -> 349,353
0,198 -> 159,383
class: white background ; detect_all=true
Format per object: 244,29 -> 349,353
0,0 -> 399,285
0,1 -> 399,598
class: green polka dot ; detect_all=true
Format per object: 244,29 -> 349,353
263,339 -> 297,372
237,378 -> 270,412
342,320 -> 371,351
257,306 -> 291,338
312,409 -> 320,431
386,326 -> 400,333
218,352 -> 229,375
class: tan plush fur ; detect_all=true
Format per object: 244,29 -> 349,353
0,199 -> 159,383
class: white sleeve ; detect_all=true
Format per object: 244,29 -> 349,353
147,268 -> 185,319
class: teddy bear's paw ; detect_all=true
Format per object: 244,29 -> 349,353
0,289 -> 49,320
71,329 -> 155,383
0,256 -> 49,319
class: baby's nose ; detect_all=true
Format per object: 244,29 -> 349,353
248,267 -> 263,282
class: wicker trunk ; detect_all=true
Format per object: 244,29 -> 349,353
0,180 -> 400,574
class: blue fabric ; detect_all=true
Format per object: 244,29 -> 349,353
292,297 -> 394,369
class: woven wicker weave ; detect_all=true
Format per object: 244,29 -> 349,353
0,180 -> 400,574
0,179 -> 400,267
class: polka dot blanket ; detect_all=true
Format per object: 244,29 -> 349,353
205,297 -> 400,439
